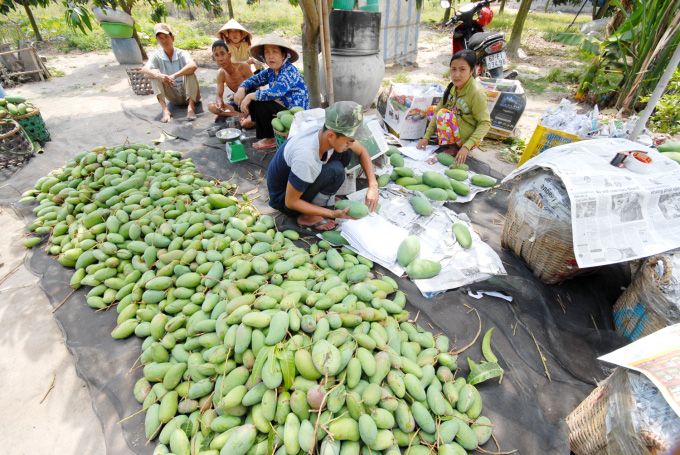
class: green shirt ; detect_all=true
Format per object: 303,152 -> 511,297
423,77 -> 491,150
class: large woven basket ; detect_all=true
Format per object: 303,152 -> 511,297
501,188 -> 584,284
274,129 -> 288,150
0,119 -> 37,168
126,67 -> 154,96
566,368 -> 670,455
613,255 -> 680,341
13,108 -> 50,142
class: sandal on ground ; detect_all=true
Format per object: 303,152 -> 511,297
253,139 -> 276,150
299,217 -> 334,231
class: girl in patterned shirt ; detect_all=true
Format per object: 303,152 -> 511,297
234,33 -> 310,150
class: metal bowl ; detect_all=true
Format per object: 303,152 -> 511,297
224,116 -> 240,129
216,128 -> 241,144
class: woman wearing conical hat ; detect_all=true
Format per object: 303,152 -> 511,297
234,33 -> 310,150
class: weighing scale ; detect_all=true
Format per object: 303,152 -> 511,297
216,128 -> 247,163
226,140 -> 246,163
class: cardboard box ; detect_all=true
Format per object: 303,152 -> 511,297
478,78 -> 527,140
376,83 -> 445,140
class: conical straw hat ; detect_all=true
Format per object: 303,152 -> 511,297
216,19 -> 252,41
250,32 -> 299,64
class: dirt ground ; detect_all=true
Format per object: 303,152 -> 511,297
0,26 -> 578,454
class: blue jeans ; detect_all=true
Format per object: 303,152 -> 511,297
279,150 -> 352,217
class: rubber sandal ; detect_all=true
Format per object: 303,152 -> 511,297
299,218 -> 334,231
253,140 -> 276,150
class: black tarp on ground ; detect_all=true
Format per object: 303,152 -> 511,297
0,96 -> 630,454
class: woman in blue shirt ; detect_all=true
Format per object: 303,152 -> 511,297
234,33 -> 310,150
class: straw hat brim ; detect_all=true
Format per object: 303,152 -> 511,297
217,19 -> 252,41
250,33 -> 299,64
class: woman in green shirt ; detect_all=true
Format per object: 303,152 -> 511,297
417,50 -> 491,165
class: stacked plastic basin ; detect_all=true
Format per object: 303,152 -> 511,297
93,7 -> 142,65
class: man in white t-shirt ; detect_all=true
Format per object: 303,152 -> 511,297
141,23 -> 201,122
267,101 -> 379,231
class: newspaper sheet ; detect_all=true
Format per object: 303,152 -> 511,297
323,187 -> 506,297
375,149 -> 498,204
599,323 -> 680,417
503,138 -> 680,268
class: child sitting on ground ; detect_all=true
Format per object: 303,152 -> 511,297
216,19 -> 262,73
207,40 -> 253,122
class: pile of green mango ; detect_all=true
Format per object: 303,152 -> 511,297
20,143 -> 496,455
271,106 -> 304,136
0,94 -> 36,118
377,149 -> 497,202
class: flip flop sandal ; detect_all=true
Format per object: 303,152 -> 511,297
253,140 -> 276,150
299,218 -> 334,231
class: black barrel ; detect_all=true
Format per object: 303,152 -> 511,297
329,10 -> 381,56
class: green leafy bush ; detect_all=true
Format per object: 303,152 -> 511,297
641,68 -> 680,135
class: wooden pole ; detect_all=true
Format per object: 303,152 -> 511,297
317,0 -> 331,105
628,41 -> 680,141
321,0 -> 335,105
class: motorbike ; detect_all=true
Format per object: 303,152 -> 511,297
443,0 -> 517,79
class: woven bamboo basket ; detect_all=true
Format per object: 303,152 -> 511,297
501,188 -> 584,285
0,119 -> 37,168
126,67 -> 154,96
566,368 -> 670,455
613,255 -> 679,341
13,108 -> 50,142
274,129 -> 288,150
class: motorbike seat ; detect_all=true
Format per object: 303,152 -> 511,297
468,32 -> 504,51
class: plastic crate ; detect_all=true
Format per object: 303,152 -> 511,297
518,122 -> 589,167
126,67 -> 153,95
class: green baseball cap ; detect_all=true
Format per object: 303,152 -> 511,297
324,101 -> 372,141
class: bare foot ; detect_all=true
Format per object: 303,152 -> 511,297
297,215 -> 337,231
187,107 -> 197,121
253,138 -> 277,150
161,108 -> 172,123
240,116 -> 255,129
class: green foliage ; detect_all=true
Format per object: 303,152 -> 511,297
641,69 -> 680,135
553,0 -> 680,109
393,69 -> 411,84
498,136 -> 527,164
0,0 -> 49,16
63,1 -> 93,33
519,77 -> 548,94
25,15 -> 111,51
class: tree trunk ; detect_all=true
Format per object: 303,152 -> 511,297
594,0 -> 609,19
544,0 -> 550,13
22,2 -> 43,42
576,0 -> 632,100
227,0 -> 234,18
499,0 -> 507,14
506,0 -> 533,58
299,0 -> 322,108
119,2 -> 148,61
442,5 -> 452,24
